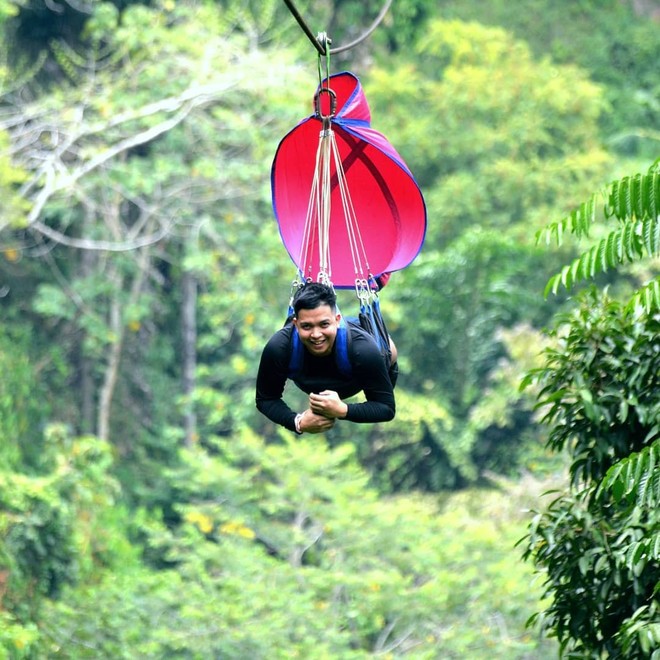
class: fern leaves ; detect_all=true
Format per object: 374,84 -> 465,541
629,278 -> 660,314
545,215 -> 660,295
539,166 -> 660,313
598,440 -> 660,509
537,195 -> 600,245
607,169 -> 660,222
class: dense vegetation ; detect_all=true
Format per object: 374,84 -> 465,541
1,0 -> 658,657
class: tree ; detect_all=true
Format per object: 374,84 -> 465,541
0,427 -> 133,658
520,162 -> 660,656
521,291 -> 659,658
0,0 -> 20,31
438,0 -> 660,160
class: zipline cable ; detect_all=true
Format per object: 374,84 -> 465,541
282,0 -> 393,55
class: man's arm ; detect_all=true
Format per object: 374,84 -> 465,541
255,328 -> 299,431
308,334 -> 395,423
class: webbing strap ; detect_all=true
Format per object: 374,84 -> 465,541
359,299 -> 392,365
288,318 -> 352,379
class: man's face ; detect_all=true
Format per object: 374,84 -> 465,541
293,305 -> 340,357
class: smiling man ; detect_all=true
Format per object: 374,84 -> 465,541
255,282 -> 397,435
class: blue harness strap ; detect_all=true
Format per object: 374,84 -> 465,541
288,318 -> 352,379
334,321 -> 352,377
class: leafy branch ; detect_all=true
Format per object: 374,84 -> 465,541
538,164 -> 660,313
597,439 -> 660,509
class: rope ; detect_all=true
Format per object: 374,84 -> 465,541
330,0 -> 394,55
318,127 -> 332,280
316,33 -> 331,92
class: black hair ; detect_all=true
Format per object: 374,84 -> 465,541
292,282 -> 337,315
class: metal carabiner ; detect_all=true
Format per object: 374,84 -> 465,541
314,86 -> 337,130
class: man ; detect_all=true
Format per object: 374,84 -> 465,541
256,282 -> 397,434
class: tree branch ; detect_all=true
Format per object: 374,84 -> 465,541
8,79 -> 239,248
30,219 -> 172,251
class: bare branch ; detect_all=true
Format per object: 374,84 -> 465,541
373,618 -> 400,653
24,105 -> 193,228
83,81 -> 239,137
30,219 -> 172,251
5,78 -> 240,250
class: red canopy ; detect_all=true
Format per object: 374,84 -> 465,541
271,71 -> 426,287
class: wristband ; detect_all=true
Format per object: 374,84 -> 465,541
294,413 -> 304,434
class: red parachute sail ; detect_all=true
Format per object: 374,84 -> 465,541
271,71 -> 426,288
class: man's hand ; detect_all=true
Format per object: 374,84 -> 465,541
309,390 -> 348,420
299,409 -> 335,433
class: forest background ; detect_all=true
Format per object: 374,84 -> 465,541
0,0 -> 658,657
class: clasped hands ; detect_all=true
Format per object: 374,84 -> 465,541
298,390 -> 348,434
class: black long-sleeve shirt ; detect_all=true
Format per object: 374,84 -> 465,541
255,322 -> 395,433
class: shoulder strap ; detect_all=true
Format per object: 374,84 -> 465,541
334,319 -> 352,378
287,320 -> 352,379
287,325 -> 304,379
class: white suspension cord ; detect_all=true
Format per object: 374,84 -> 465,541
298,123 -> 372,289
318,127 -> 333,281
329,133 -> 371,282
299,134 -> 323,280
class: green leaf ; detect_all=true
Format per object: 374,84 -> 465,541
605,230 -> 620,266
642,216 -> 660,257
626,277 -> 660,315
543,167 -> 660,312
578,554 -> 590,575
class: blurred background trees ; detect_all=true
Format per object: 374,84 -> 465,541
0,0 -> 658,656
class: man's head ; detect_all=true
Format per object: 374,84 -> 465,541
292,282 -> 340,357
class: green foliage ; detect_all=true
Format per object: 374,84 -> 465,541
351,324 -> 559,491
0,327 -> 54,471
373,228 -> 557,490
0,467 -> 78,620
1,2 -> 658,657
521,290 -> 660,658
0,428 -> 136,656
525,290 -> 659,486
540,163 -> 660,313
369,18 -> 609,197
0,0 -> 19,21
439,0 -> 660,159
0,612 -> 39,659
2,0 -> 310,466
599,441 -> 660,511
35,433 -> 555,658
0,130 -> 29,229
356,17 -> 611,490
354,388 -> 459,491
460,324 -> 560,478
